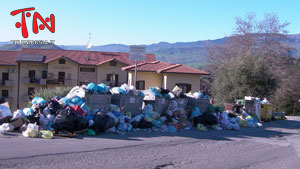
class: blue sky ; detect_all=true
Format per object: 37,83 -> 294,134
0,0 -> 299,45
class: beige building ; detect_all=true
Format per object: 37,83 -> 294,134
122,61 -> 209,93
0,48 -> 156,110
0,49 -> 209,111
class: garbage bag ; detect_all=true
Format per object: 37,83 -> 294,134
80,103 -> 91,114
137,118 -> 152,129
0,123 -> 14,134
51,96 -> 62,102
70,105 -> 86,116
22,123 -> 39,138
110,87 -> 127,95
39,130 -> 53,139
0,105 -> 13,118
39,114 -> 49,128
120,83 -> 130,93
168,125 -> 177,132
193,113 -> 218,126
191,107 -> 202,118
32,97 -> 47,105
23,108 -> 34,117
149,87 -> 162,97
75,115 -> 89,131
27,113 -> 40,124
47,100 -> 60,114
86,83 -> 99,93
93,113 -> 115,132
197,123 -> 207,131
98,83 -> 108,94
69,96 -> 84,106
172,85 -> 182,97
52,107 -> 77,132
12,110 -> 25,120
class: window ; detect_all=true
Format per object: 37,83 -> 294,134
106,74 -> 119,87
80,67 -> 96,72
42,71 -> 47,79
110,61 -> 117,66
28,87 -> 35,99
28,70 -> 35,78
1,90 -> 8,98
2,72 -> 9,81
59,58 -> 65,64
176,83 -> 192,93
136,81 -> 145,90
58,72 -> 65,83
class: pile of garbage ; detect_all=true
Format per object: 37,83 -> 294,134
0,83 -> 263,139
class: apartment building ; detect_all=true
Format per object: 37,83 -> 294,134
0,48 -> 209,111
0,48 -> 156,110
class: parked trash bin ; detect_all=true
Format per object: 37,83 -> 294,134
111,94 -> 144,116
261,104 -> 272,121
175,98 -> 188,110
85,94 -> 112,112
144,97 -> 169,114
196,99 -> 210,113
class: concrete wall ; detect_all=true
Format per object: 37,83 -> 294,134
165,73 -> 201,92
0,65 -> 18,110
97,61 -> 128,86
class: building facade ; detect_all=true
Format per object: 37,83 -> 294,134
0,49 -> 209,111
0,48 -> 156,110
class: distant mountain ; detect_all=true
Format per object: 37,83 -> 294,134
0,43 -> 62,50
0,34 -> 299,68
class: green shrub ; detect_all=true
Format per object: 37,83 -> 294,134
30,86 -> 72,103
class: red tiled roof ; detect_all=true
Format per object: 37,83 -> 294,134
0,51 -> 19,66
17,48 -> 156,65
122,61 -> 210,75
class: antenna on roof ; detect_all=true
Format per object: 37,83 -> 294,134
86,32 -> 92,60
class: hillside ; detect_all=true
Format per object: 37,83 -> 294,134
0,34 -> 299,68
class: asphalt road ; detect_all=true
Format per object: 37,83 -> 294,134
1,116 -> 300,169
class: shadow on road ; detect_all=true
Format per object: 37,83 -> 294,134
73,119 -> 299,141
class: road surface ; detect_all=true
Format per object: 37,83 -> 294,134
1,116 -> 300,169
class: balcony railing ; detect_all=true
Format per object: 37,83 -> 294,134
23,77 -> 47,85
47,79 -> 72,86
0,80 -> 13,87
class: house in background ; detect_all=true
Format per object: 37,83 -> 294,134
122,61 -> 209,93
0,48 -> 156,110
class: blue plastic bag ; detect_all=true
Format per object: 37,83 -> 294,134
23,108 -> 34,117
87,83 -> 99,93
97,83 -> 107,94
32,97 -> 47,105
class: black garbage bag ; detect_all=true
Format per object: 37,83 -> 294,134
75,115 -> 89,131
93,113 -> 115,132
52,107 -> 77,132
193,113 -> 218,126
48,100 -> 61,114
27,113 -> 40,124
159,88 -> 169,94
228,112 -> 237,118
138,118 -> 153,129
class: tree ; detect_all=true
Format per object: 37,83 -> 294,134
212,54 -> 278,105
206,13 -> 293,107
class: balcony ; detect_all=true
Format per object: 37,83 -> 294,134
47,79 -> 72,86
0,80 -> 13,87
23,77 -> 47,85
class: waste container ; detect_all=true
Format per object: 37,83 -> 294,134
111,94 -> 144,116
144,97 -> 169,114
85,94 -> 112,112
196,99 -> 210,113
175,98 -> 188,110
261,104 -> 272,121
